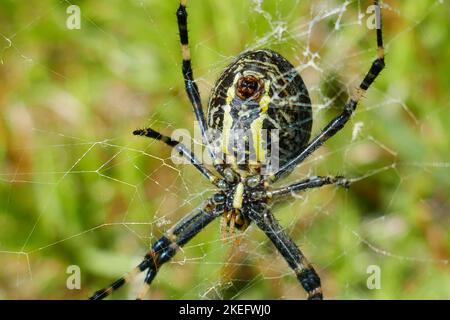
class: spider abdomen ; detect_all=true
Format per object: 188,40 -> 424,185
207,49 -> 312,174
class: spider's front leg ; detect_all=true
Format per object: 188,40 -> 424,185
89,194 -> 225,300
247,205 -> 323,300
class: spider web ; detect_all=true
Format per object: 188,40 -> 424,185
1,0 -> 449,299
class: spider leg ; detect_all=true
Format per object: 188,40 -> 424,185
247,206 -> 323,300
89,195 -> 225,300
271,0 -> 385,182
134,127 -> 219,184
177,1 -> 223,174
268,175 -> 350,200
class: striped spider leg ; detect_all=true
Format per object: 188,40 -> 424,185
270,0 -> 385,182
90,196 -> 225,300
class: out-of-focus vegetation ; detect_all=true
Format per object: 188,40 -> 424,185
0,0 -> 449,299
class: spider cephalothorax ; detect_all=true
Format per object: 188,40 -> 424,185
219,169 -> 269,233
91,0 -> 385,300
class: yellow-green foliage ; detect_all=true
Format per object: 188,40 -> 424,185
0,0 -> 449,299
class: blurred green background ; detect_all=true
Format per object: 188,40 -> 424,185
1,0 -> 449,299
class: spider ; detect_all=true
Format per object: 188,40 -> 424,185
90,0 -> 385,300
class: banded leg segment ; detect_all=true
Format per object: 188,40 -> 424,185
90,198 -> 225,300
247,207 -> 322,300
269,175 -> 350,200
271,0 -> 385,182
177,1 -> 222,173
137,200 -> 225,299
134,127 -> 219,184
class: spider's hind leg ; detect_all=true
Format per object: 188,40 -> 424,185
271,0 -> 385,182
176,0 -> 224,175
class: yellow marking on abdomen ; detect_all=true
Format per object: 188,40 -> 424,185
249,81 -> 271,165
221,74 -> 240,157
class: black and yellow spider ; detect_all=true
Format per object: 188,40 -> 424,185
91,0 -> 385,300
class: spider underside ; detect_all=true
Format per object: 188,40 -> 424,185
90,0 -> 385,300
